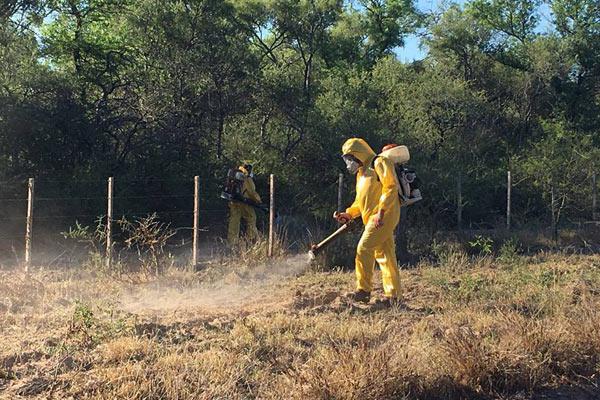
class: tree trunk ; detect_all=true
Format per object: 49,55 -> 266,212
68,1 -> 83,75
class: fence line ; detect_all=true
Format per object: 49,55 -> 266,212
0,174 -> 279,270
1,169 -> 597,269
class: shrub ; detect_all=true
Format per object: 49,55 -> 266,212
498,237 -> 522,267
468,235 -> 494,256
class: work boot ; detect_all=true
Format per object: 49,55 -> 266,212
346,290 -> 371,304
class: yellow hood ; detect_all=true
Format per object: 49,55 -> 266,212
238,165 -> 249,176
342,138 -> 376,166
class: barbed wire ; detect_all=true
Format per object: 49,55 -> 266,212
0,178 -> 202,185
0,208 -> 230,221
0,174 -> 594,233
0,194 -> 196,202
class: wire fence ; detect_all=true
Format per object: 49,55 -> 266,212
0,170 -> 598,269
0,176 -> 239,269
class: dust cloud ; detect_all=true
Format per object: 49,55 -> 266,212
119,253 -> 313,313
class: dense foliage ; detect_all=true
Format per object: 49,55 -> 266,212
0,0 -> 598,234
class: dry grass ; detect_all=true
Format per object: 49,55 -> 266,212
1,252 -> 600,399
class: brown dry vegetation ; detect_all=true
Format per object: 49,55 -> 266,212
1,251 -> 600,399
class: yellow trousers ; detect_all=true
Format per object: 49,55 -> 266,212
227,202 -> 258,243
355,215 -> 401,298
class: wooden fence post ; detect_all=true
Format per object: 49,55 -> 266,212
268,174 -> 275,258
457,172 -> 463,231
507,170 -> 512,231
551,184 -> 557,242
106,177 -> 114,269
24,178 -> 34,272
337,173 -> 343,212
593,172 -> 597,221
192,175 -> 199,266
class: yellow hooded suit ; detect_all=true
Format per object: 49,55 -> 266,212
227,165 -> 261,242
342,138 -> 401,298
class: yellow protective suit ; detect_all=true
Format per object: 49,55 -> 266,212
343,138 -> 402,298
227,166 -> 262,243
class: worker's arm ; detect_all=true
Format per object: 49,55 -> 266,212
243,178 -> 262,204
374,157 -> 399,215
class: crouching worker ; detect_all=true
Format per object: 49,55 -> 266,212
335,138 -> 401,305
227,164 -> 261,243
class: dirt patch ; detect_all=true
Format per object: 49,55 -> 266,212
292,290 -> 340,310
14,376 -> 68,396
1,351 -> 45,370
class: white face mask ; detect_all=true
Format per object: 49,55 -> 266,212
344,157 -> 361,175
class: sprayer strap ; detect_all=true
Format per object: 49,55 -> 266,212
370,156 -> 381,182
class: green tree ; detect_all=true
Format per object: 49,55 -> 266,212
550,0 -> 600,134
519,119 -> 598,239
359,0 -> 422,64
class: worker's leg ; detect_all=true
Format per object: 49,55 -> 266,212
227,203 -> 242,243
374,235 -> 401,298
240,204 -> 259,241
355,222 -> 387,293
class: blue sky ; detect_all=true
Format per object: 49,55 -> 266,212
396,0 -> 450,62
396,0 -> 555,62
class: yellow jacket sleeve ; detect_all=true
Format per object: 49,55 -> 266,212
345,174 -> 362,219
374,157 -> 399,213
243,177 -> 262,203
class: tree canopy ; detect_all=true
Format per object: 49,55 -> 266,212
0,0 -> 598,233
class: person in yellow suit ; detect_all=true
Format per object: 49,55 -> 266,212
335,138 -> 402,304
227,164 -> 261,243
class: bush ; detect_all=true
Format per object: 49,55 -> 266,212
118,214 -> 176,276
468,235 -> 494,256
498,237 -> 521,267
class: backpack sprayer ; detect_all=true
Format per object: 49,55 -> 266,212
308,145 -> 422,258
220,168 -> 269,213
385,145 -> 422,206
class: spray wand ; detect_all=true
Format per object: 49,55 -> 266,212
308,212 -> 359,260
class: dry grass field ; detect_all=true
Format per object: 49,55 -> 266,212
1,249 -> 600,399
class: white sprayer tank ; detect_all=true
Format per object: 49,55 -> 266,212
380,145 -> 410,164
